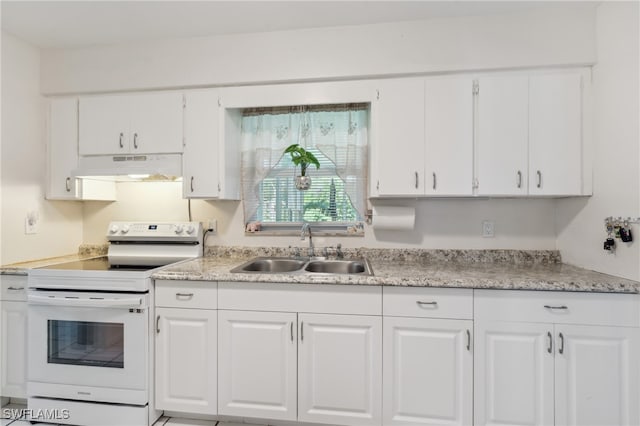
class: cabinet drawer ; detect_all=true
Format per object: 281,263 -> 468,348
155,280 -> 217,309
475,289 -> 640,327
1,275 -> 28,301
383,287 -> 473,319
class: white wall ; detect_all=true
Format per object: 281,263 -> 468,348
40,7 -> 596,94
82,181 -> 557,250
0,32 -> 84,264
556,2 -> 640,281
72,7 -> 602,252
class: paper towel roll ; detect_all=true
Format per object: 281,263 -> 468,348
372,206 -> 416,231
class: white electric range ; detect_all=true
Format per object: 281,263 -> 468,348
27,221 -> 203,426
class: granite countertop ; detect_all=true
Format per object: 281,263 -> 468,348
153,247 -> 640,294
0,244 -> 107,276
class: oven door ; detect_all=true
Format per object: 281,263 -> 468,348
27,291 -> 148,404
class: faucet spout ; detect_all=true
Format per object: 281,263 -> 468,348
301,223 -> 314,257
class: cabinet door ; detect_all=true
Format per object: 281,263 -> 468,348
1,301 -> 27,398
130,92 -> 184,154
383,317 -> 472,426
555,325 -> 640,426
298,313 -> 382,426
155,307 -> 217,414
529,73 -> 582,195
372,78 -> 425,196
476,75 -> 529,196
79,95 -> 130,155
183,90 -> 220,198
474,321 -> 554,426
218,310 -> 297,421
47,98 -> 80,200
424,77 -> 474,196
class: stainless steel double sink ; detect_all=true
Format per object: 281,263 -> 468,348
230,256 -> 373,276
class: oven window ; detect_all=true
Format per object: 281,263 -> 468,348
47,320 -> 124,368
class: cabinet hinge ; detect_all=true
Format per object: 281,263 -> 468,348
217,97 -> 222,107
182,95 -> 186,108
472,81 -> 479,95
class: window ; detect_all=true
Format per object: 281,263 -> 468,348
241,104 -> 368,232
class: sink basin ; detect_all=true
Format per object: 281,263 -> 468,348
305,259 -> 372,275
230,257 -> 306,273
230,257 -> 373,276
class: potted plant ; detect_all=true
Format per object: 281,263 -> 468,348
284,143 -> 320,190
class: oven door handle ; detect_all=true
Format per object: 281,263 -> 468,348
28,294 -> 142,308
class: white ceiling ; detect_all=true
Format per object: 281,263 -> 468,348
1,1 -> 599,50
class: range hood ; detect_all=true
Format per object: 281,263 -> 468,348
73,153 -> 183,181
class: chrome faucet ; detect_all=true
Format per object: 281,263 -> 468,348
301,223 -> 314,257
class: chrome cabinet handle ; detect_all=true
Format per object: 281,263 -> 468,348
290,322 -> 294,342
517,171 -> 522,189
133,133 -> 139,149
544,305 -> 568,310
415,172 -> 419,189
466,329 -> 471,351
7,286 -> 24,291
547,331 -> 553,353
536,170 -> 542,188
65,177 -> 71,192
376,180 -> 380,191
432,172 -> 437,190
190,176 -> 194,192
175,292 -> 194,299
558,332 -> 565,354
156,315 -> 160,334
119,132 -> 124,148
300,321 -> 304,342
416,301 -> 438,307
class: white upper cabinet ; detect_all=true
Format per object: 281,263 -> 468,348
529,73 -> 583,196
371,78 -> 425,197
476,75 -> 529,196
79,92 -> 184,156
47,98 -> 81,199
371,69 -> 587,198
424,76 -> 474,196
47,98 -> 116,201
183,89 -> 221,199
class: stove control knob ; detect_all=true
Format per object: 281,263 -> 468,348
109,225 -> 119,234
174,224 -> 184,234
186,225 -> 195,234
121,225 -> 130,234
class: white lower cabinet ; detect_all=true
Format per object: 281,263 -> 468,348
474,290 -> 640,426
217,310 -> 297,421
298,313 -> 382,426
1,276 -> 28,399
155,280 -> 217,415
383,317 -> 473,426
217,282 -> 383,426
474,321 -> 554,426
555,324 -> 640,426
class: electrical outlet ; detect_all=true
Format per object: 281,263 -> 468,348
482,220 -> 495,238
207,219 -> 217,233
25,211 -> 39,234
